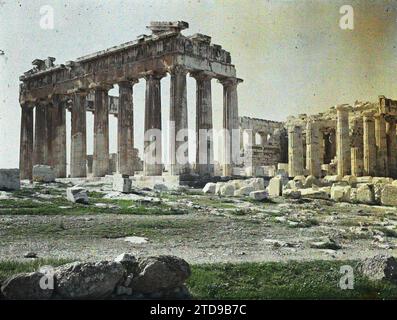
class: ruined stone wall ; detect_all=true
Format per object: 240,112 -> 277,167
239,116 -> 287,167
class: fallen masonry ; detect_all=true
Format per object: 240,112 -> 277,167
0,254 -> 191,300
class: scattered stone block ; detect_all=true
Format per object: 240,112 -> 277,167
323,175 -> 342,184
300,188 -> 330,200
0,169 -> 20,190
202,182 -> 216,194
283,189 -> 301,199
215,182 -> 225,195
304,175 -> 320,188
356,176 -> 373,184
234,185 -> 255,196
54,261 -> 124,299
372,177 -> 393,185
342,175 -> 357,186
356,183 -> 375,204
1,272 -> 53,300
66,186 -> 88,204
357,254 -> 397,282
381,184 -> 397,206
249,190 -> 268,201
246,177 -> 265,190
268,177 -> 282,197
32,165 -> 55,183
330,185 -> 351,202
219,184 -> 235,196
309,237 -> 341,250
112,174 -> 131,193
153,183 -> 168,192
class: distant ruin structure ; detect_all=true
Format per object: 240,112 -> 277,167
286,96 -> 397,178
18,21 -> 242,180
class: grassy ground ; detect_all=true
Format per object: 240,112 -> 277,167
1,259 -> 397,299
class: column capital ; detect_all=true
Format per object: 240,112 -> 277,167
89,82 -> 113,91
335,104 -> 352,112
362,110 -> 375,119
168,64 -> 188,76
190,71 -> 212,81
69,88 -> 90,96
218,77 -> 243,87
143,71 -> 166,81
118,79 -> 139,88
385,115 -> 396,123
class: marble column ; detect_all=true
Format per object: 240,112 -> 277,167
51,97 -> 67,178
288,125 -> 304,177
70,92 -> 87,178
92,85 -> 112,177
192,71 -> 213,176
363,112 -> 376,176
306,120 -> 321,177
144,73 -> 164,176
220,77 -> 242,176
34,102 -> 48,165
375,113 -> 388,177
386,116 -> 397,178
118,80 -> 138,176
350,117 -> 363,177
19,103 -> 34,180
336,105 -> 351,177
169,66 -> 189,175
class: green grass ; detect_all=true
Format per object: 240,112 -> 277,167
0,259 -> 71,284
187,260 -> 397,299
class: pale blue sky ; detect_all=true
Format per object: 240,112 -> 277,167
1,0 -> 396,168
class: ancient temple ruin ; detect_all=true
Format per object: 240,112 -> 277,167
18,21 -> 242,180
286,96 -> 397,179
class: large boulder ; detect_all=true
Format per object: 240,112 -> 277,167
330,185 -> 351,202
356,183 -> 375,204
32,165 -> 55,183
129,256 -> 190,294
1,271 -> 53,300
215,182 -> 225,195
357,254 -> 397,282
381,184 -> 397,206
112,174 -> 131,193
66,186 -> 88,204
246,178 -> 265,191
0,169 -> 20,191
54,261 -> 125,299
202,182 -> 216,194
268,177 -> 282,197
304,175 -> 320,188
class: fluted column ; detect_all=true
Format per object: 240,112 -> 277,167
34,102 -> 49,165
220,77 -> 242,176
70,91 -> 87,178
363,111 -> 376,176
336,104 -> 351,177
51,97 -> 67,177
288,125 -> 304,177
375,113 -> 388,176
19,103 -> 34,180
386,116 -> 397,178
350,117 -> 363,177
118,80 -> 138,176
192,71 -> 213,176
92,85 -> 112,177
144,73 -> 164,176
169,66 -> 189,175
306,120 -> 321,177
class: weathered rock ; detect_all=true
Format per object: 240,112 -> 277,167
285,179 -> 303,190
283,189 -> 301,199
219,184 -> 235,196
330,185 -> 351,202
114,253 -> 138,275
112,174 -> 131,193
249,190 -> 268,200
129,256 -> 191,294
0,169 -> 20,190
246,178 -> 265,190
268,177 -> 282,197
54,261 -> 124,299
342,175 -> 357,186
1,272 -> 53,300
153,183 -> 168,192
372,177 -> 393,185
32,165 -> 55,183
300,188 -> 330,200
66,186 -> 88,204
356,176 -> 373,184
215,182 -> 225,195
234,185 -> 255,196
357,254 -> 397,282
381,184 -> 397,206
356,183 -> 375,204
323,175 -> 342,184
309,237 -> 341,250
202,182 -> 216,194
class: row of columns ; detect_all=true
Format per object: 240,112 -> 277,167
287,107 -> 397,178
20,67 -> 241,179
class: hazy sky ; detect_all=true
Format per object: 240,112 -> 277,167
1,0 -> 397,168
